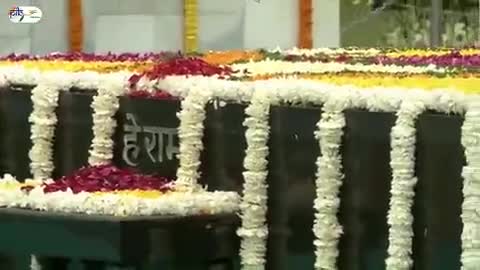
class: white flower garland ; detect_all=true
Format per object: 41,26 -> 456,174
312,93 -> 350,270
88,74 -> 129,165
270,47 -> 382,57
0,174 -> 31,207
0,67 -> 129,168
386,90 -> 467,269
0,66 -> 40,86
28,73 -> 65,179
175,86 -> 213,190
460,98 -> 480,269
237,89 -> 271,270
30,256 -> 41,270
0,178 -> 240,217
386,97 -> 426,270
0,71 -> 7,88
0,66 -> 106,90
158,78 -> 474,270
0,66 -> 478,269
25,71 -> 105,270
231,60 -> 444,76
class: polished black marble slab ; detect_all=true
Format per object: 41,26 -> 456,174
0,208 -> 239,269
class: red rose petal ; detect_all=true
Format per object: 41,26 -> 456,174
127,57 -> 235,99
43,164 -> 173,194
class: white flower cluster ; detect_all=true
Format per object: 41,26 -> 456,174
231,60 -> 444,76
0,176 -> 240,217
385,90 -> 467,270
237,89 -> 271,270
88,73 -> 129,165
460,98 -> 480,270
386,98 -> 425,270
28,73 -> 64,179
0,174 -> 31,207
312,95 -> 350,270
175,86 -> 213,190
0,66 -> 105,89
270,47 -> 381,57
0,71 -> 7,88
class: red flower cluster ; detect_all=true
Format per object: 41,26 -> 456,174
129,57 -> 234,85
144,57 -> 234,78
43,164 -> 173,194
0,52 -> 183,62
128,90 -> 176,100
127,57 -> 234,100
371,51 -> 480,67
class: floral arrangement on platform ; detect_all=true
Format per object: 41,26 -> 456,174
0,47 -> 479,270
0,165 -> 239,216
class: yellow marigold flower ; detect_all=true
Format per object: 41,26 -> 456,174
202,50 -> 264,65
0,60 -> 154,73
92,189 -> 171,199
251,73 -> 480,94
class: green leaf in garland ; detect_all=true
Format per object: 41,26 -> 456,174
186,51 -> 203,57
263,51 -> 283,61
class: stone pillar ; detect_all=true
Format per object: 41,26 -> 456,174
430,0 -> 443,47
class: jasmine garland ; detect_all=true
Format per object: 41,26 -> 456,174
88,73 -> 129,165
460,98 -> 480,270
175,86 -> 213,191
386,98 -> 425,270
312,95 -> 349,270
28,74 -> 63,179
237,89 -> 271,269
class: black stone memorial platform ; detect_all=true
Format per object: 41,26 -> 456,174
0,86 -> 467,269
0,208 -> 238,270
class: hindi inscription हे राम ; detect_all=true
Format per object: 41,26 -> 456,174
122,113 -> 179,166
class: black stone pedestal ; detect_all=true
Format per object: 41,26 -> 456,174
0,208 -> 239,270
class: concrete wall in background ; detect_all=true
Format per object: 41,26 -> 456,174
0,0 -> 340,55
0,0 -> 68,55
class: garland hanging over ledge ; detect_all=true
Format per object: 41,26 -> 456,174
237,89 -> 272,269
29,74 -> 64,180
460,99 -> 480,269
386,98 -> 425,270
313,98 -> 347,270
88,73 -> 129,166
175,86 -> 212,191
0,49 -> 479,268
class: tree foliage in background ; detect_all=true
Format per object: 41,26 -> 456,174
351,0 -> 479,47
